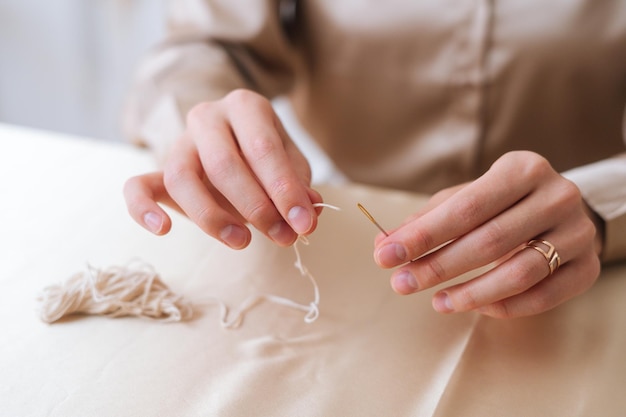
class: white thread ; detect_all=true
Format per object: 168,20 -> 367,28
38,203 -> 340,328
202,202 -> 340,328
312,203 -> 341,211
37,261 -> 193,323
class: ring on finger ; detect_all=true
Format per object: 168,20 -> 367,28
524,239 -> 561,276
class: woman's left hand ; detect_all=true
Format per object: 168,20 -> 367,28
373,151 -> 602,318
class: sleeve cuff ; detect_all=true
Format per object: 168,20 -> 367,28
562,155 -> 626,263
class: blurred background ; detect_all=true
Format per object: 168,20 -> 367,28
0,0 -> 166,142
0,0 -> 341,181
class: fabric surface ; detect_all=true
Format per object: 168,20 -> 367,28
123,0 -> 626,261
1,124 -> 626,416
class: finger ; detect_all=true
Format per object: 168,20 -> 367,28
394,183 -> 470,232
226,92 -> 317,236
163,137 -> 252,249
373,184 -> 468,247
428,216 -> 596,314
281,125 -> 324,216
123,172 -> 173,235
274,108 -> 315,185
306,187 -> 325,215
388,186 -> 569,292
188,105 -> 298,246
475,252 -> 600,319
428,240 -> 559,313
394,191 -> 594,295
374,152 -> 553,268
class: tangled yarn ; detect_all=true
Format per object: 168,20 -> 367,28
38,262 -> 192,323
38,203 -> 340,328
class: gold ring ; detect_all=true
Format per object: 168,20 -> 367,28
524,239 -> 561,275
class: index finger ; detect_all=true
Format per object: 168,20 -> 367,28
226,92 -> 319,235
374,155 -> 540,268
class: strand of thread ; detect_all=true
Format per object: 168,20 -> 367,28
206,235 -> 317,329
181,203 -> 340,328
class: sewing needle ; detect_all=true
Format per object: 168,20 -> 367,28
357,203 -> 389,237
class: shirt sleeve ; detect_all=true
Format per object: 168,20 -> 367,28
122,0 -> 299,162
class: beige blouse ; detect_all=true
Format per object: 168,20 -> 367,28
124,0 -> 626,261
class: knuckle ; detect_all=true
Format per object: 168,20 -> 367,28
248,134 -> 278,162
409,226 -> 435,255
162,161 -> 188,190
243,199 -> 275,226
500,151 -> 551,183
477,220 -> 508,260
205,150 -> 238,178
522,154 -> 551,183
420,257 -> 447,287
194,205 -> 221,235
553,179 -> 582,208
225,88 -> 265,108
268,175 -> 296,200
186,101 -> 215,128
455,286 -> 479,310
485,301 -> 514,319
455,194 -> 483,226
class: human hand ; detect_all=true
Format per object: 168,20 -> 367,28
373,151 -> 601,318
124,89 -> 322,249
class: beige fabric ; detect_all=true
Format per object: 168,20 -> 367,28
2,124 -> 626,416
124,0 -> 626,261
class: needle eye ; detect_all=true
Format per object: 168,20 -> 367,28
357,203 -> 389,237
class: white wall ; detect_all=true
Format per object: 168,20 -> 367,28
0,0 -> 167,141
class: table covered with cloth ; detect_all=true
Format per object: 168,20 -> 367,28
1,123 -> 625,416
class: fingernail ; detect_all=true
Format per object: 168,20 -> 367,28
433,292 -> 454,313
288,206 -> 312,235
376,243 -> 407,267
392,270 -> 420,293
220,225 -> 249,249
268,220 -> 296,245
143,212 -> 163,234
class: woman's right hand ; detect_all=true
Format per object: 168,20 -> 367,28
123,89 -> 322,249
